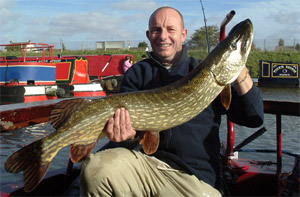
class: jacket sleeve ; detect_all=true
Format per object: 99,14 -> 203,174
227,84 -> 264,128
120,64 -> 145,93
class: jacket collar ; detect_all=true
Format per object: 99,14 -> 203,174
147,45 -> 189,71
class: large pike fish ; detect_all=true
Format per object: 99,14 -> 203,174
5,19 -> 254,192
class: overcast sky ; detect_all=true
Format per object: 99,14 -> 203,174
1,0 -> 299,47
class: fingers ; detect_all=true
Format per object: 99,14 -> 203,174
113,108 -> 121,139
105,116 -> 115,140
125,109 -> 136,140
105,108 -> 136,142
119,108 -> 126,138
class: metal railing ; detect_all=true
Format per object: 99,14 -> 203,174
1,39 -> 299,52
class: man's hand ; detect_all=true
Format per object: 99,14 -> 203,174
105,108 -> 136,142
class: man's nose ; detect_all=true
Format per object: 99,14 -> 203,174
158,29 -> 168,40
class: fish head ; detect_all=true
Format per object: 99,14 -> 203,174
210,19 -> 254,86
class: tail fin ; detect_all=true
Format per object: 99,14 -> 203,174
5,140 -> 52,192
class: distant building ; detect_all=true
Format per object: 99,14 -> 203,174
9,40 -> 37,52
25,40 -> 35,52
96,41 -> 125,51
275,46 -> 295,52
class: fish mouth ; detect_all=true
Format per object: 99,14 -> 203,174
228,19 -> 253,49
227,19 -> 253,38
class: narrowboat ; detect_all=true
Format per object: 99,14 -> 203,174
0,42 -> 134,104
258,60 -> 300,88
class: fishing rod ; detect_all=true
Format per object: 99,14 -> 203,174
199,0 -> 210,53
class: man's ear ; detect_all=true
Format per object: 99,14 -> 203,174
146,30 -> 150,40
181,29 -> 188,43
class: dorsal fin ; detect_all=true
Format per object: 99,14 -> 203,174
50,98 -> 87,129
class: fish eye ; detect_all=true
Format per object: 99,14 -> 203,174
231,42 -> 237,50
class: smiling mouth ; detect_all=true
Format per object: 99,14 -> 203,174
158,43 -> 171,47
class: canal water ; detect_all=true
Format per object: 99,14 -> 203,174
0,87 -> 299,187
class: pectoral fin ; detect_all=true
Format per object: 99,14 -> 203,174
220,84 -> 232,110
70,141 -> 97,163
139,131 -> 160,155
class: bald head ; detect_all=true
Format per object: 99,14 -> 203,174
148,6 -> 185,30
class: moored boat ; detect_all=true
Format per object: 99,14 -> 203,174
0,42 -> 134,104
258,60 -> 300,88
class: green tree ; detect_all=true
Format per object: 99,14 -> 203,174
60,39 -> 66,51
138,41 -> 148,48
295,43 -> 300,51
278,38 -> 284,46
187,25 -> 219,50
5,45 -> 20,51
251,43 -> 259,51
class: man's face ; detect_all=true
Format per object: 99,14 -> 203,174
146,8 -> 187,64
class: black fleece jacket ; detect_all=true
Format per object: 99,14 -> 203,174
118,46 -> 264,188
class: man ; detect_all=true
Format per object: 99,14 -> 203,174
80,6 -> 264,196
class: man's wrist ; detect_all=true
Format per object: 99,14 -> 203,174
234,68 -> 253,95
235,70 -> 248,85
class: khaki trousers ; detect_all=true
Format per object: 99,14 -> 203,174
80,148 -> 221,197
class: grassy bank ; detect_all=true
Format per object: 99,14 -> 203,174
187,50 -> 300,78
1,49 -> 299,78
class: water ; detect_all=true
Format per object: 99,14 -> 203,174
0,87 -> 299,188
0,123 -> 109,187
219,87 -> 300,173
